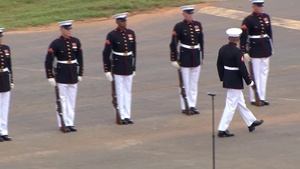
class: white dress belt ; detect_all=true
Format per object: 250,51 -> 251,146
224,66 -> 239,70
249,34 -> 269,38
112,51 -> 133,56
180,44 -> 200,49
57,59 -> 77,64
0,67 -> 9,72
249,34 -> 274,54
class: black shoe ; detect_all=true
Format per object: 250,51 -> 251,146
261,100 -> 270,106
251,101 -> 264,106
68,126 -> 77,132
218,130 -> 235,137
60,127 -> 70,133
121,119 -> 128,125
181,110 -> 193,115
125,118 -> 134,124
0,136 -> 4,142
248,126 -> 255,132
190,107 -> 200,114
1,135 -> 12,141
248,120 -> 264,132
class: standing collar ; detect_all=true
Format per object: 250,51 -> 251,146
252,12 -> 263,16
228,42 -> 237,46
60,35 -> 71,40
116,27 -> 127,32
183,20 -> 194,24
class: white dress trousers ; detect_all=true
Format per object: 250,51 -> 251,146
249,57 -> 270,101
114,74 -> 133,120
57,83 -> 78,127
218,89 -> 257,131
0,92 -> 10,135
179,66 -> 201,110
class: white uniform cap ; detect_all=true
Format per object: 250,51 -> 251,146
58,20 -> 73,30
58,20 -> 73,26
180,5 -> 195,14
226,28 -> 242,37
0,28 -> 4,37
113,12 -> 128,20
250,0 -> 264,4
180,5 -> 195,11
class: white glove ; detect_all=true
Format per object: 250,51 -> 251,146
10,83 -> 14,89
78,76 -> 82,82
171,61 -> 180,69
48,78 -> 56,87
201,60 -> 205,65
105,72 -> 113,82
244,53 -> 251,61
248,81 -> 254,87
132,71 -> 136,77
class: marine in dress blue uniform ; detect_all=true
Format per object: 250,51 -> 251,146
103,13 -> 136,125
0,28 -> 13,141
240,0 -> 273,106
45,20 -> 84,132
217,28 -> 263,137
169,5 -> 204,114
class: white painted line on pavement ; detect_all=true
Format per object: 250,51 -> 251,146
198,6 -> 300,30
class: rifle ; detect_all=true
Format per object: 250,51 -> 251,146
248,60 -> 262,107
51,51 -> 68,132
110,64 -> 122,125
244,27 -> 262,107
178,69 -> 192,115
172,34 -> 192,115
54,84 -> 68,132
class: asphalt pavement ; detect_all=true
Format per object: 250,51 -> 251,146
1,0 -> 300,168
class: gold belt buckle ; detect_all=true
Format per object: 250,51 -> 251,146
191,46 -> 195,49
68,60 -> 72,64
0,69 -> 3,72
260,34 -> 263,38
124,52 -> 128,56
